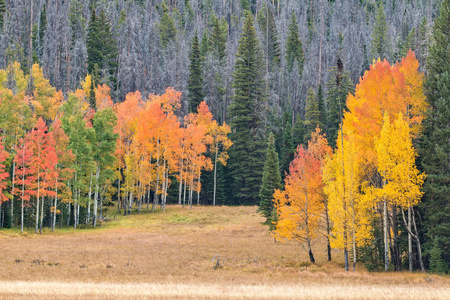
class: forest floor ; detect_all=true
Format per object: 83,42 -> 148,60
0,205 -> 449,299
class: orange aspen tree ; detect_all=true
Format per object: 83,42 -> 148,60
26,118 -> 57,234
114,91 -> 143,214
273,145 -> 323,263
307,127 -> 333,261
13,137 -> 35,233
50,119 -> 75,231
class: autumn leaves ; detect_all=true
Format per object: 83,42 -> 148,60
0,63 -> 231,233
272,52 -> 427,271
115,88 -> 231,213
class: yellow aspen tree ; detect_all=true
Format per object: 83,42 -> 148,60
324,128 -> 372,271
376,112 -> 425,271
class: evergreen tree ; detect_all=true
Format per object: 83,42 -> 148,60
304,87 -> 321,141
159,3 -> 177,48
279,120 -> 294,179
292,113 -> 304,148
371,3 -> 389,61
188,33 -> 204,113
86,8 -> 118,88
317,84 -> 326,130
38,4 -> 47,59
200,30 -> 210,60
209,15 -> 227,63
228,13 -> 267,205
89,80 -> 96,111
259,133 -> 282,227
429,237 -> 447,273
257,3 -> 281,72
325,58 -> 354,148
0,0 -> 5,31
286,11 -> 304,75
419,0 -> 450,273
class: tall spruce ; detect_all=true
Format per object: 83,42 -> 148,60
325,58 -> 354,148
159,2 -> 177,48
0,0 -> 5,31
86,8 -> 118,87
371,3 -> 389,61
419,0 -> 450,273
209,15 -> 227,63
257,3 -> 281,73
228,13 -> 267,205
259,133 -> 282,228
188,33 -> 204,113
286,11 -> 304,75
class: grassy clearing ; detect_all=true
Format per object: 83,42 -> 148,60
0,205 -> 449,299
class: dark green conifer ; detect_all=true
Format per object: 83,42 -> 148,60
228,13 -> 267,205
257,3 -> 281,72
286,12 -> 304,75
292,113 -> 304,148
159,2 -> 177,48
209,15 -> 227,63
259,133 -> 282,227
87,8 -> 118,88
188,33 -> 204,113
371,3 -> 389,60
419,0 -> 450,273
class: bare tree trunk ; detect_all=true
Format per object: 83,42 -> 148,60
153,141 -> 160,211
213,145 -> 218,206
93,165 -> 100,226
11,157 -> 16,228
87,173 -> 92,225
117,168 -> 121,214
52,178 -> 58,232
408,206 -> 413,272
178,159 -> 183,205
197,165 -> 201,206
402,207 -> 425,272
35,170 -> 40,234
383,195 -> 389,271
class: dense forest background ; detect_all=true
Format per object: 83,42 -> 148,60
0,0 -> 438,110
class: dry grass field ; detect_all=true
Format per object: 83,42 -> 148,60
0,205 -> 449,299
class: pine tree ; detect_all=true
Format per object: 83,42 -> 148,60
429,237 -> 447,273
228,13 -> 267,205
200,30 -> 210,60
257,3 -> 281,72
325,58 -> 354,148
259,133 -> 282,228
304,87 -> 321,141
292,113 -> 304,148
0,0 -> 5,31
209,15 -> 227,63
87,8 -> 118,88
38,4 -> 47,59
419,0 -> 450,273
317,84 -> 326,130
159,3 -> 177,48
279,120 -> 294,179
371,3 -> 389,61
188,33 -> 204,113
286,12 -> 304,75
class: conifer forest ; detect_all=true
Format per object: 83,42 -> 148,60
0,0 -> 449,277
